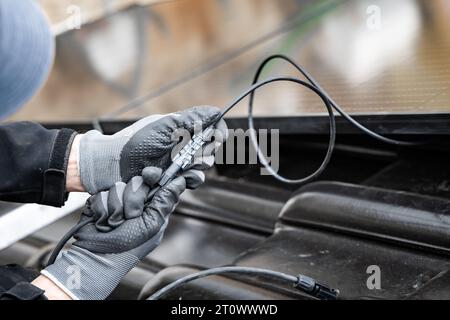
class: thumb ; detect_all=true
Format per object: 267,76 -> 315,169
149,176 -> 186,219
123,176 -> 150,219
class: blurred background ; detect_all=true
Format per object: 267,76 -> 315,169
8,0 -> 450,122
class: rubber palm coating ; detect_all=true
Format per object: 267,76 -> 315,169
74,170 -> 185,255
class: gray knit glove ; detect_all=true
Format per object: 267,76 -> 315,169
42,166 -> 201,300
79,106 -> 226,194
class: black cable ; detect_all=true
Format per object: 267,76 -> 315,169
218,54 -> 424,184
46,218 -> 94,267
147,266 -> 339,300
217,76 -> 336,184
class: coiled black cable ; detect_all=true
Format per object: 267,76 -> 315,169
217,76 -> 336,184
207,54 -> 423,185
241,54 -> 421,184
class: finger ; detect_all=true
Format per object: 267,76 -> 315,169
107,182 -> 126,228
88,191 -> 111,232
142,166 -> 163,187
181,169 -> 205,190
149,176 -> 186,218
123,176 -> 150,219
173,106 -> 221,133
148,219 -> 169,250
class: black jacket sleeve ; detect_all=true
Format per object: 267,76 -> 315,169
0,122 -> 76,207
0,265 -> 46,300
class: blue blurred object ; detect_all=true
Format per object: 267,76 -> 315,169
0,0 -> 55,119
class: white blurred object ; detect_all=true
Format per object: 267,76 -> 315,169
312,0 -> 421,84
42,0 -> 168,34
0,193 -> 89,251
84,12 -> 140,82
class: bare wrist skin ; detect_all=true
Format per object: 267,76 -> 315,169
66,134 -> 85,192
32,275 -> 72,300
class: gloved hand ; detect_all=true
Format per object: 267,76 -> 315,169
79,106 -> 227,194
42,166 -> 201,300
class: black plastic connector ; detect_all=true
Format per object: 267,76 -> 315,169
294,275 -> 339,300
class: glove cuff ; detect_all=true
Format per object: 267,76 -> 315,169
43,246 -> 139,300
79,130 -> 124,194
